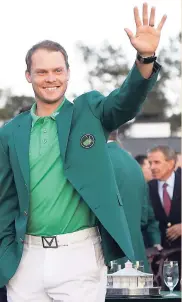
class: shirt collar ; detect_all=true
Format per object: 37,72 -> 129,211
31,98 -> 65,127
158,171 -> 175,189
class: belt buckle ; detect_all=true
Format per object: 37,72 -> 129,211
41,236 -> 58,248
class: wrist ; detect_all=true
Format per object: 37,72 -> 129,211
138,52 -> 155,57
137,53 -> 157,64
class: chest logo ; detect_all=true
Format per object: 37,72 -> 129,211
80,134 -> 95,149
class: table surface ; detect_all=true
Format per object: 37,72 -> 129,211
105,291 -> 181,301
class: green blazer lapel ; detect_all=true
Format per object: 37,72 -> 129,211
56,99 -> 74,162
13,113 -> 32,189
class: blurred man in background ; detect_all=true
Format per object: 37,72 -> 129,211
147,145 -> 181,289
107,132 -> 162,271
135,154 -> 153,182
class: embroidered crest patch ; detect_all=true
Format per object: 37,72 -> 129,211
80,134 -> 95,149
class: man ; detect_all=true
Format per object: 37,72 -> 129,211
135,154 -> 153,182
147,146 -> 181,249
0,4 -> 166,302
134,154 -> 162,250
147,145 -> 181,288
107,138 -> 161,270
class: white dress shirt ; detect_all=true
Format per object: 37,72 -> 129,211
158,172 -> 175,205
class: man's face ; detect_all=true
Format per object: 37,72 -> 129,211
141,159 -> 153,182
25,49 -> 70,105
147,151 -> 175,181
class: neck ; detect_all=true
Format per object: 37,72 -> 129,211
36,99 -> 64,117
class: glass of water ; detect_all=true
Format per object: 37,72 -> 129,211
163,261 -> 179,296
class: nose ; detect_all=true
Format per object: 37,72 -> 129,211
45,72 -> 56,83
150,162 -> 156,170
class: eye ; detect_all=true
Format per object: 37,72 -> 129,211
55,68 -> 63,73
37,70 -> 46,75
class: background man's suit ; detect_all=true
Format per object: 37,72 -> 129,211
107,142 -> 160,272
148,172 -> 181,249
0,63 -> 159,287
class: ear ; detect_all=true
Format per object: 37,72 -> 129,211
25,71 -> 32,83
168,159 -> 175,170
67,68 -> 70,82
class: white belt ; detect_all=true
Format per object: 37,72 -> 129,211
25,227 -> 100,248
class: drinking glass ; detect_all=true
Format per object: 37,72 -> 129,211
163,261 -> 179,296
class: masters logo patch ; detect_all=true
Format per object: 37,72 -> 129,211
80,134 -> 95,149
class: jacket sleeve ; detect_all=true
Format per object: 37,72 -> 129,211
0,134 -> 18,242
88,61 -> 161,131
141,184 -> 161,246
145,200 -> 161,246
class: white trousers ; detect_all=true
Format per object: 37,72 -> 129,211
7,227 -> 107,302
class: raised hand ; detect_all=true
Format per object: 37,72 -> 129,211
124,2 -> 167,57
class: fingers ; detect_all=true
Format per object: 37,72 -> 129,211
134,3 -> 149,27
143,2 -> 148,25
154,244 -> 163,251
134,6 -> 142,27
157,14 -> 167,31
134,2 -> 167,30
166,227 -> 179,241
124,28 -> 134,40
167,232 -> 175,241
149,6 -> 156,27
167,233 -> 178,241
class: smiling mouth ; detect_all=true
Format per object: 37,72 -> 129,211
43,87 -> 60,91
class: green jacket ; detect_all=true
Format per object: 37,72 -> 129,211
0,63 -> 160,286
141,199 -> 161,248
107,142 -> 161,272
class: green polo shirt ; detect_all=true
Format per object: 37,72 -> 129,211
27,101 -> 96,236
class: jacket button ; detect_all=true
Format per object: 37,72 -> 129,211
24,211 -> 28,216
